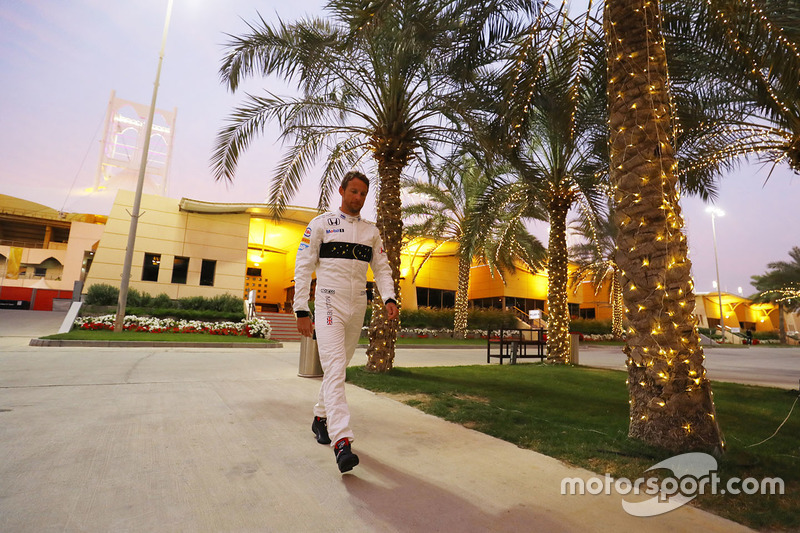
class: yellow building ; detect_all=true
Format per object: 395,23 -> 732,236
83,192 -> 572,314
87,191 -> 252,301
7,191 -> 794,334
1,195 -> 106,310
694,291 -> 799,334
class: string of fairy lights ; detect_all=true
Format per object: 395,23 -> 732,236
567,0 -> 595,142
679,126 -> 792,175
366,161 -> 407,372
504,1 -> 605,363
574,194 -> 624,338
605,0 -> 726,447
509,0 -> 560,150
763,286 -> 800,305
707,0 -> 796,118
671,1 -> 800,176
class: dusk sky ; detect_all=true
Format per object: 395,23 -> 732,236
1,0 -> 797,295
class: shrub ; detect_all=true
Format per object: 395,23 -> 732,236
753,331 -> 779,340
178,296 -> 207,310
85,283 -> 119,306
152,293 -> 175,309
467,308 -> 518,330
127,307 -> 245,322
399,307 -> 517,331
569,319 -> 613,335
401,308 -> 455,329
127,288 -> 152,308
698,327 -> 722,339
209,293 -> 246,313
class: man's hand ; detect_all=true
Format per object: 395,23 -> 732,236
296,315 -> 314,337
385,301 -> 399,321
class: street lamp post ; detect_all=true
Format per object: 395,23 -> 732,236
114,0 -> 175,332
706,206 -> 725,343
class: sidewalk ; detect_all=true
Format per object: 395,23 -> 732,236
0,311 -> 753,532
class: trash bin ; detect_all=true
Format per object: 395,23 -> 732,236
298,333 -> 323,378
569,333 -> 580,365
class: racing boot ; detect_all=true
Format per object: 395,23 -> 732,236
334,438 -> 359,473
311,416 -> 331,445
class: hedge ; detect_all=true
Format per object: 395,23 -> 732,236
83,283 -> 245,321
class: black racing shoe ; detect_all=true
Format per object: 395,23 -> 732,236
311,416 -> 331,445
334,438 -> 359,473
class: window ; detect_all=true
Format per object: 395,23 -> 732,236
171,256 -> 189,284
416,287 -> 456,308
568,303 -> 580,318
579,308 -> 596,320
142,253 -> 161,281
34,267 -> 47,277
246,267 -> 262,277
469,297 -> 503,309
506,297 -> 544,313
200,259 -> 216,286
442,290 -> 455,309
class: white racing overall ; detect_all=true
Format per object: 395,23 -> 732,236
293,209 -> 395,446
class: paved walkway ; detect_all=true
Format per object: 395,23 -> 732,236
0,311 -> 771,532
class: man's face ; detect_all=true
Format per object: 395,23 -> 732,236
339,178 -> 369,216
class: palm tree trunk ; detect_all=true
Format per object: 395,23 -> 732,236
546,191 -> 572,363
453,254 -> 471,338
365,156 -> 404,373
611,267 -> 624,338
605,0 -> 723,451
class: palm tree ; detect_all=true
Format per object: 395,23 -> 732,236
604,0 -> 723,452
569,203 -> 624,338
212,0 -> 536,372
460,11 -> 608,363
402,157 -> 546,336
752,246 -> 800,344
663,0 -> 800,183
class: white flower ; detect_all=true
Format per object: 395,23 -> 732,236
73,314 -> 272,339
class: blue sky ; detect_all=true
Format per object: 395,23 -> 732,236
0,0 -> 797,294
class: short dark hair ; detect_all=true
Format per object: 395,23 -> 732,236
341,171 -> 369,190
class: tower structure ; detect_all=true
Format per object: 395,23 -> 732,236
94,90 -> 177,195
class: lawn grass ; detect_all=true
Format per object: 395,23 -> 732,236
346,363 -> 799,531
42,330 -> 275,343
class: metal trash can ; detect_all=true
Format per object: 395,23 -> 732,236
569,333 -> 580,365
298,333 -> 323,377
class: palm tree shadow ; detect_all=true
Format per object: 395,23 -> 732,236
341,451 -> 564,532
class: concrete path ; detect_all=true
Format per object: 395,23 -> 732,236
0,311 -> 766,532
577,343 -> 800,390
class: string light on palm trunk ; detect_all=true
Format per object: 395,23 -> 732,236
605,0 -> 723,448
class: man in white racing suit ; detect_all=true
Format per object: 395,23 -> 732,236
294,171 -> 399,473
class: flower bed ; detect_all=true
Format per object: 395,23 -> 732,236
74,314 -> 272,339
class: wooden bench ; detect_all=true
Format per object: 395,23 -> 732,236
487,328 -> 547,364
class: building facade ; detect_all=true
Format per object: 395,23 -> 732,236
3,191 -> 797,336
0,195 -> 106,310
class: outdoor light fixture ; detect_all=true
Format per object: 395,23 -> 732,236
706,206 -> 725,342
115,0 -> 174,332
